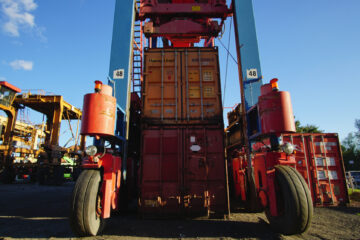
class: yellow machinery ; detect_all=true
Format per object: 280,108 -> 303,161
0,82 -> 21,183
0,82 -> 84,184
13,93 -> 84,184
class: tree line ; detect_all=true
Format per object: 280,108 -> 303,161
341,119 -> 360,171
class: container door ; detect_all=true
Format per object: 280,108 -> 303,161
182,48 -> 222,122
306,134 -> 347,205
143,49 -> 182,121
183,127 -> 228,214
141,128 -> 183,213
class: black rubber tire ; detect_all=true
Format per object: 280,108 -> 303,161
286,165 -> 313,232
69,170 -> 105,236
266,165 -> 313,235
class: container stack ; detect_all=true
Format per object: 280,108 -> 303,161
139,47 -> 229,216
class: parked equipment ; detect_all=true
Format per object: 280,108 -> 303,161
69,0 -> 347,237
0,88 -> 84,184
0,81 -> 21,183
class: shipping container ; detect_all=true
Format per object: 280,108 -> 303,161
281,133 -> 349,206
142,47 -> 222,124
227,132 -> 348,206
140,125 -> 229,216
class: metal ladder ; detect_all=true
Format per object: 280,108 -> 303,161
132,0 -> 143,94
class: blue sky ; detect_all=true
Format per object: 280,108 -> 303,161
0,0 -> 359,146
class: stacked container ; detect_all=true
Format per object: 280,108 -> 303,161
140,47 -> 229,216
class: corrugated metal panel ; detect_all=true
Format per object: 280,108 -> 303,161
142,49 -> 182,121
140,125 -> 228,215
142,48 -> 222,124
282,133 -> 348,206
182,48 -> 222,121
227,132 -> 348,206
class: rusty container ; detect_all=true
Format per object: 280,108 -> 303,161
281,133 -> 349,206
248,133 -> 349,206
258,87 -> 296,134
142,48 -> 182,121
140,125 -> 229,215
182,48 -> 222,121
142,47 -> 222,124
80,85 -> 116,136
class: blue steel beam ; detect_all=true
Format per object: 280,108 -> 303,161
108,0 -> 136,141
233,0 -> 262,111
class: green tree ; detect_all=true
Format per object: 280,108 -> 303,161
342,119 -> 360,171
295,120 -> 323,133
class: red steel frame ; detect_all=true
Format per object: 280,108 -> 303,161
82,154 -> 122,218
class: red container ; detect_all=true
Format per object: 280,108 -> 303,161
258,90 -> 295,134
140,125 -> 229,215
229,133 -> 349,206
230,157 -> 247,201
281,133 -> 349,206
80,87 -> 116,136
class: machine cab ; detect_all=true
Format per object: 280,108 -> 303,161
0,81 -> 21,108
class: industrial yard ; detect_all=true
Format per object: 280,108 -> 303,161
0,182 -> 359,240
1,0 -> 360,239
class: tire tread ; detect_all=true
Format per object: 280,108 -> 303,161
266,165 -> 313,235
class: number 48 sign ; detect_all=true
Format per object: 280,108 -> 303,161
246,68 -> 258,79
113,69 -> 125,79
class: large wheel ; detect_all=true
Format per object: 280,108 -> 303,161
69,170 -> 105,236
266,165 -> 313,235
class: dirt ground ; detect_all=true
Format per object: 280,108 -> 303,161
0,182 -> 359,240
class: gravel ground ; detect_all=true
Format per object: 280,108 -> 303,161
0,182 -> 359,240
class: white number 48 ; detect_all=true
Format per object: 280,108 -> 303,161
113,69 -> 125,79
246,69 -> 258,79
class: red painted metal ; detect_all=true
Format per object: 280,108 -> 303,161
140,125 -> 228,215
139,0 -> 230,46
258,87 -> 296,134
139,0 -> 229,19
246,133 -> 349,206
143,19 -> 221,38
252,151 -> 296,214
231,157 -> 246,201
80,88 -> 116,137
82,153 -> 122,218
281,133 -> 349,206
0,81 -> 21,93
260,83 -> 272,96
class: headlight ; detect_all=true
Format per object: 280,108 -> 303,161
85,145 -> 97,156
282,142 -> 295,155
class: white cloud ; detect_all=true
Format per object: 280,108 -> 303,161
9,59 -> 33,70
0,0 -> 38,37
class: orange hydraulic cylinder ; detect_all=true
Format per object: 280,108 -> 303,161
258,85 -> 296,134
80,85 -> 116,136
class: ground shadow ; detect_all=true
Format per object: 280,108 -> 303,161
102,214 -> 283,239
0,183 -> 284,239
